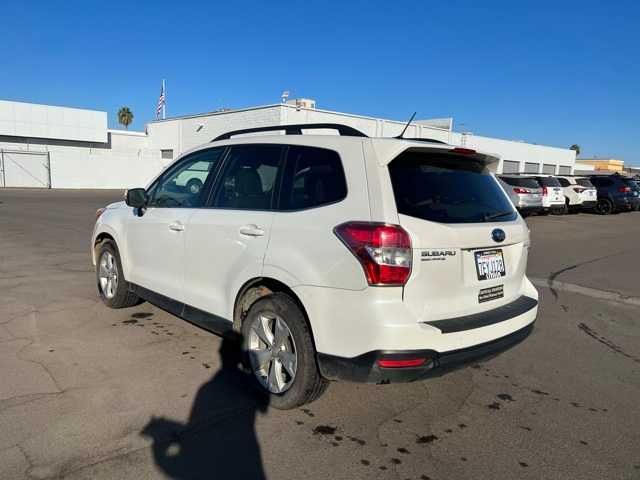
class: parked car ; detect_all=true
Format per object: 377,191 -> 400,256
620,176 -> 640,211
532,176 -> 565,214
497,175 -> 543,216
92,124 -> 538,409
589,174 -> 635,214
556,176 -> 598,212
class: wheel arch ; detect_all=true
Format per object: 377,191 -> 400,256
93,227 -> 129,276
233,277 -> 316,345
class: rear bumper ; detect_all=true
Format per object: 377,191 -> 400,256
580,200 -> 597,209
517,206 -> 542,215
317,322 -> 535,383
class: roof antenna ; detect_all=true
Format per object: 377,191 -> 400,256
396,112 -> 416,139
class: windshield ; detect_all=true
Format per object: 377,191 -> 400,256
389,151 -> 517,224
538,177 -> 561,187
576,178 -> 594,188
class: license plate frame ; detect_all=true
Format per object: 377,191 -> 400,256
474,249 -> 506,281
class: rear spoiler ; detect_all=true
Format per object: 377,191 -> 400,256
369,139 -> 501,169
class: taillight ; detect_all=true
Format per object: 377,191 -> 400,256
619,186 -> 631,193
95,208 -> 106,220
513,187 -> 530,194
334,222 -> 412,286
573,187 -> 585,193
542,186 -> 548,196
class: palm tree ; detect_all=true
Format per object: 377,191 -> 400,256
570,144 -> 581,157
117,107 -> 134,130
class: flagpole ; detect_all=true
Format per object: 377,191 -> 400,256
162,79 -> 166,120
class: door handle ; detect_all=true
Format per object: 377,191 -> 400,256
168,222 -> 185,232
239,224 -> 265,237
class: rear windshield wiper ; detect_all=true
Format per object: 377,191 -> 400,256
484,210 -> 514,221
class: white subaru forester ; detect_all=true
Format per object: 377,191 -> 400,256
92,124 -> 538,409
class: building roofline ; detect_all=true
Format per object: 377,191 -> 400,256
148,104 -> 284,123
0,98 -> 106,115
108,128 -> 147,137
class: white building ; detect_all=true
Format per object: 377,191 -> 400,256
0,99 -> 576,189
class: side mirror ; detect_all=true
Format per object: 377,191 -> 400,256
125,188 -> 148,208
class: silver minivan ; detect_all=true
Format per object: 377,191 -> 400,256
498,175 -> 543,216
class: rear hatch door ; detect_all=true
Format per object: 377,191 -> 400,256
388,150 -> 530,322
539,177 -> 564,204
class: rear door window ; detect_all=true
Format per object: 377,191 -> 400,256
576,178 -> 594,188
389,151 -> 517,224
537,177 -> 561,187
279,146 -> 347,210
210,145 -> 284,210
500,177 -> 540,189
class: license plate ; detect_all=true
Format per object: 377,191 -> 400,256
474,249 -> 506,281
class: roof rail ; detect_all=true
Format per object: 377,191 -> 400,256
212,123 -> 368,141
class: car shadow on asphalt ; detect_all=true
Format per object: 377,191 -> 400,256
141,332 -> 270,480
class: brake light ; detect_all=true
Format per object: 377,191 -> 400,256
95,208 -> 106,220
512,187 -> 530,194
619,186 -> 631,193
334,222 -> 412,286
573,187 -> 585,193
542,186 -> 548,196
451,147 -> 476,155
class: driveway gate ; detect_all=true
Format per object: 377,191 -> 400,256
0,150 -> 51,188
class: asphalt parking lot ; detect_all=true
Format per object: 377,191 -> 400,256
1,189 -> 639,480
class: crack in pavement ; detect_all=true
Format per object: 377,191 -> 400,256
545,251 -> 627,301
577,323 -> 640,364
530,277 -> 640,307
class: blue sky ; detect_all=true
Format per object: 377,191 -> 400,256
1,1 -> 638,164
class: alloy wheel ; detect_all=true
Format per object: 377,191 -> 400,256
247,312 -> 298,394
98,251 -> 118,299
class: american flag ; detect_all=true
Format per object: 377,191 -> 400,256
156,81 -> 165,119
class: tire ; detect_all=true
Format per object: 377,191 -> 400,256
241,293 -> 328,409
186,178 -> 203,195
596,198 -> 613,215
96,241 -> 141,308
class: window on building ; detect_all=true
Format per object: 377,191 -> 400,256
524,162 -> 539,174
279,146 -> 347,210
502,160 -> 520,174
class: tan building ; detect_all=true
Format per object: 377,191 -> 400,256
576,158 -> 624,172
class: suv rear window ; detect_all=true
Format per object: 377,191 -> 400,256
576,178 -> 594,188
537,177 -> 561,187
622,178 -> 639,190
500,176 -> 540,188
389,151 -> 517,224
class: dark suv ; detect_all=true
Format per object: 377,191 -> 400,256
589,174 -> 637,214
620,177 -> 640,211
